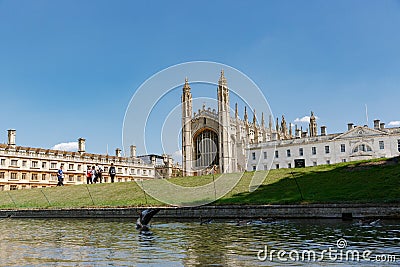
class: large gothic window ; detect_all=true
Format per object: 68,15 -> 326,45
194,129 -> 219,168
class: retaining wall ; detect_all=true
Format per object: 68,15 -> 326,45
0,204 -> 399,219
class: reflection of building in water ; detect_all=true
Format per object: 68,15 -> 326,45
0,130 -> 160,191
182,71 -> 400,175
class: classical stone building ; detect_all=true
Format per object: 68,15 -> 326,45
247,117 -> 400,171
0,130 -> 159,190
181,71 -> 400,175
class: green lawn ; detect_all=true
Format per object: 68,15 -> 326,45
0,157 -> 399,209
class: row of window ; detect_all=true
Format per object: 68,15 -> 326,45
0,185 -> 49,191
0,159 -> 152,176
253,158 -> 349,171
0,168 -> 152,180
251,141 -> 389,161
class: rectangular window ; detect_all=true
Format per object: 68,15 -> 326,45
10,173 -> 17,179
31,161 -> 38,168
299,148 -> 304,156
275,151 -> 279,158
0,185 -> 4,191
379,141 -> 384,150
0,172 -> 4,179
51,174 -> 57,181
287,149 -> 291,157
42,174 -> 46,180
68,164 -> 74,170
11,160 -> 18,166
342,159 -> 347,163
22,160 -> 27,167
288,163 -> 292,168
69,175 -> 74,182
42,162 -> 47,169
0,159 -> 5,166
252,152 -> 256,160
118,168 -> 122,173
398,140 -> 400,152
131,169 -> 136,175
31,174 -> 38,180
252,165 -> 256,171
313,161 -> 317,166
22,173 -> 27,180
325,146 -> 330,154
312,147 -> 317,155
51,162 -> 57,169
276,164 -> 280,169
143,170 -> 147,175
77,175 -> 82,182
326,160 -> 331,165
10,185 -> 18,190
341,144 -> 346,153
77,164 -> 82,171
263,151 -> 267,159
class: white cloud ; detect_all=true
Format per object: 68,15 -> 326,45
52,142 -> 78,151
172,149 -> 182,164
294,115 -> 319,123
388,121 -> 400,127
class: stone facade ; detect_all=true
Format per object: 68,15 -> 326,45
247,120 -> 400,171
0,130 -> 157,190
181,72 -> 400,174
182,71 -> 273,176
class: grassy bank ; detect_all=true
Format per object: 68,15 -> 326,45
0,157 -> 399,209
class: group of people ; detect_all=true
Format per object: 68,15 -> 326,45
86,163 -> 116,184
56,163 -> 117,186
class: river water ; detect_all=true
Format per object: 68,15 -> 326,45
0,218 -> 398,266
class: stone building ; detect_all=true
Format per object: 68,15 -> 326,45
0,129 -> 157,190
247,116 -> 400,171
181,71 -> 400,174
181,71 -> 279,176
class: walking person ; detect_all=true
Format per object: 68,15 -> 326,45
96,163 -> 103,183
109,163 -> 116,183
86,166 -> 93,184
92,166 -> 97,183
57,164 -> 64,186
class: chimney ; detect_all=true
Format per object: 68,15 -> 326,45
380,123 -> 385,130
347,123 -> 354,131
115,148 -> 121,157
78,138 -> 86,153
320,126 -> 327,136
150,155 -> 156,165
130,145 -> 136,158
7,129 -> 16,146
373,120 -> 380,130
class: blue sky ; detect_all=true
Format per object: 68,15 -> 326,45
0,0 -> 399,157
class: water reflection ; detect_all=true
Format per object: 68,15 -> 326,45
0,218 -> 398,266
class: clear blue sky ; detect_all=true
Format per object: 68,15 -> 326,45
0,0 -> 399,156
